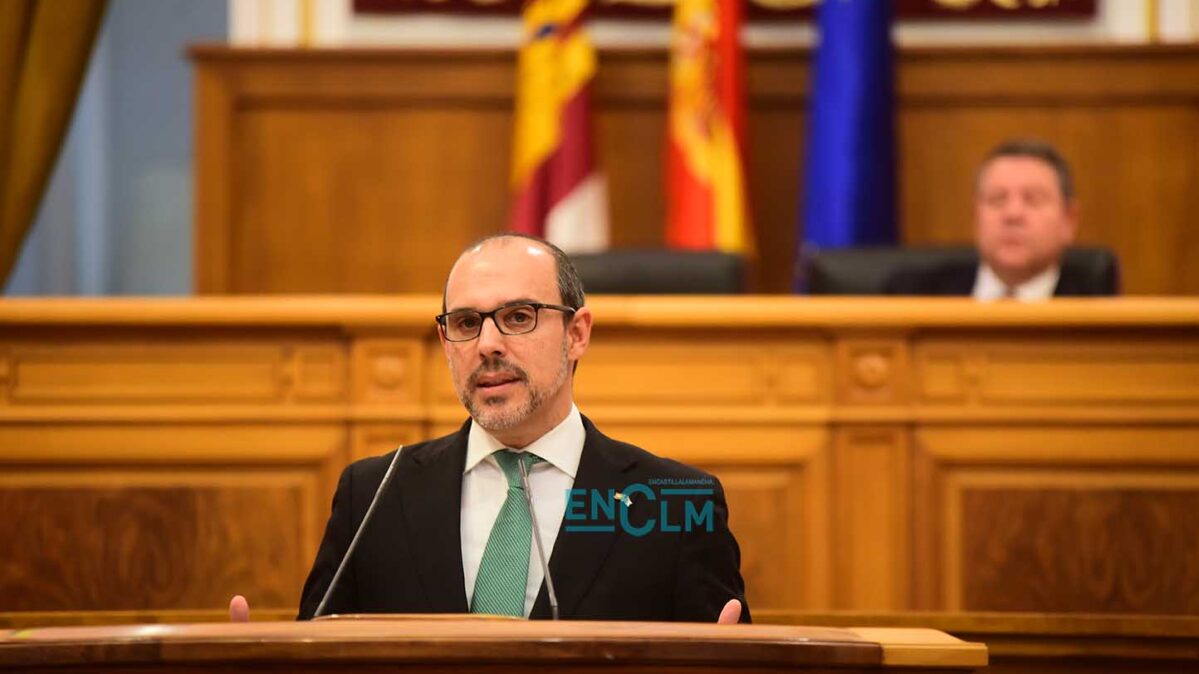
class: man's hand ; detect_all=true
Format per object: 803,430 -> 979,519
229,595 -> 250,623
717,598 -> 742,624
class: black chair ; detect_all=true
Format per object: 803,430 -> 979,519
804,245 -> 1119,295
570,250 -> 744,294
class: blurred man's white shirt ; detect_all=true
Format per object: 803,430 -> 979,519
973,263 -> 1060,302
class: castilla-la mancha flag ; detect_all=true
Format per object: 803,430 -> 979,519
665,0 -> 752,254
509,0 -> 609,253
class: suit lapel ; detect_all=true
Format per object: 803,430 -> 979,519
397,420 -> 470,613
953,261 -> 981,295
531,416 -> 637,619
1053,263 -> 1090,296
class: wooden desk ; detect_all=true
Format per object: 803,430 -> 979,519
7,610 -> 1193,674
761,612 -> 1199,674
1,297 -> 1197,617
0,618 -> 986,672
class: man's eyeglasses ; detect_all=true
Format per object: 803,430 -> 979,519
436,302 -> 576,342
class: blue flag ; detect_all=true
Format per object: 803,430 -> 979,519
799,0 -> 896,284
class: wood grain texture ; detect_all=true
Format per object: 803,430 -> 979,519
960,488 -> 1199,614
762,611 -> 1199,674
0,619 -> 989,672
0,480 -> 307,611
7,611 -> 1195,674
192,46 -> 1199,295
914,426 -> 1199,615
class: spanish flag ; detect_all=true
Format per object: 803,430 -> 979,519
509,0 -> 609,253
666,0 -> 752,254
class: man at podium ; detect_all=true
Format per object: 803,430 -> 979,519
233,234 -> 749,624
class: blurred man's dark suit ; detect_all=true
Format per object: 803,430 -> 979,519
885,259 -> 1118,296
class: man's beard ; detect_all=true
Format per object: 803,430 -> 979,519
453,339 -> 570,432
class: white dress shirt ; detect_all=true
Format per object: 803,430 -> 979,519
460,405 -> 584,617
973,263 -> 1060,302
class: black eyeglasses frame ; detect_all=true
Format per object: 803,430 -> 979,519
435,301 -> 577,342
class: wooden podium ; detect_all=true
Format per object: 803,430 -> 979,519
0,617 -> 986,672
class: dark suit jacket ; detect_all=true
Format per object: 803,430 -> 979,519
297,415 -> 750,623
884,259 -> 1118,297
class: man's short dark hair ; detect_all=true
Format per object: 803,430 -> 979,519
441,233 -> 586,314
978,139 -> 1076,201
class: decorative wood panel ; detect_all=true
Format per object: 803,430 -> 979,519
0,422 -> 344,459
960,485 -> 1199,614
834,338 -> 911,406
0,335 -> 345,408
351,424 -> 427,462
915,336 -> 1199,406
583,340 -> 775,405
427,335 -> 465,429
914,426 -> 1199,614
430,334 -> 835,422
194,46 -> 1199,296
2,296 -> 1199,619
0,419 -> 345,614
579,337 -> 832,408
10,347 -> 276,403
832,427 -> 911,610
352,338 -> 426,406
0,472 -> 314,611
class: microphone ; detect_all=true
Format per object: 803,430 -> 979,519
518,457 -> 560,620
313,445 -> 405,618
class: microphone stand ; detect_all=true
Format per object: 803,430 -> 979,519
313,445 -> 405,618
518,458 -> 560,620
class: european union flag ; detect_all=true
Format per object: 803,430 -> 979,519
799,0 -> 896,285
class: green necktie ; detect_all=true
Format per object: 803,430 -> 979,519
470,450 -> 543,617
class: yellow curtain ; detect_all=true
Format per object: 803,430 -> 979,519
0,0 -> 107,285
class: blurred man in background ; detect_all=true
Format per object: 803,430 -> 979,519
888,139 -> 1115,299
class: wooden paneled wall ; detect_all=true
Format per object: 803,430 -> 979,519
192,45 -> 1199,296
2,297 -> 1198,618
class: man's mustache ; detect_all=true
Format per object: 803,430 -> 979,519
467,358 -> 528,391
